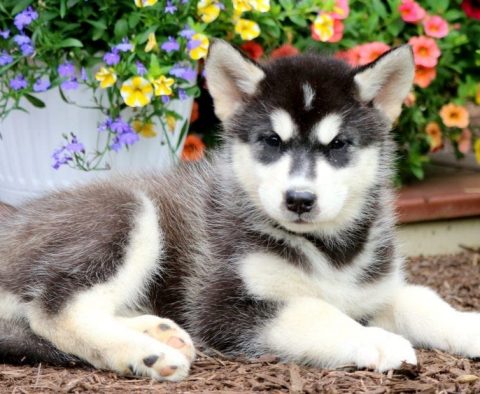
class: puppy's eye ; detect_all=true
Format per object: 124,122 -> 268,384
329,138 -> 347,150
263,134 -> 282,148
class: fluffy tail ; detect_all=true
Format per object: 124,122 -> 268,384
0,318 -> 84,366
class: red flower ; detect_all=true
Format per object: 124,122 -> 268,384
461,0 -> 480,19
270,44 -> 299,59
241,41 -> 264,60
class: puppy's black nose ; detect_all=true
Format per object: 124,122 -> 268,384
285,190 -> 316,215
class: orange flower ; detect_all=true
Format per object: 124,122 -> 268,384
335,46 -> 361,66
404,92 -> 416,107
182,134 -> 205,161
425,121 -> 443,152
270,44 -> 299,59
190,101 -> 199,123
414,66 -> 436,88
458,128 -> 472,154
439,103 -> 470,128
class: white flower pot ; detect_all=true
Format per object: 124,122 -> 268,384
0,87 -> 193,206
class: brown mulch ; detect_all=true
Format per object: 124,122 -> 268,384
1,252 -> 480,393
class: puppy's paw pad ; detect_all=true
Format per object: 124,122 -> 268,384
124,315 -> 195,362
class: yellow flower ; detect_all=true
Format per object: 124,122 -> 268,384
95,67 -> 117,89
233,0 -> 252,13
134,0 -> 157,7
152,75 -> 175,96
312,13 -> 334,42
476,84 -> 480,105
166,115 -> 177,132
120,76 -> 153,107
475,139 -> 480,164
439,103 -> 469,128
189,33 -> 209,60
197,0 -> 221,23
235,19 -> 261,41
132,120 -> 157,138
145,33 -> 158,52
250,0 -> 270,12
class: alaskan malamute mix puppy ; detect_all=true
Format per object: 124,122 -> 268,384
1,41 -> 479,381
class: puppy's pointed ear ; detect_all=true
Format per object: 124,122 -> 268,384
205,40 -> 265,121
354,46 -> 414,123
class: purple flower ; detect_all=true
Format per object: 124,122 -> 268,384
14,6 -> 38,31
178,88 -> 187,101
58,62 -> 75,78
110,117 -> 131,134
33,77 -> 50,92
118,131 -> 140,145
161,95 -> 170,104
80,67 -> 88,81
0,51 -> 13,66
52,146 -> 72,169
187,39 -> 201,50
161,36 -> 179,53
98,117 -> 113,132
66,135 -> 85,153
165,0 -> 177,14
110,139 -> 123,152
61,77 -> 79,90
9,75 -> 27,90
115,38 -> 133,52
169,63 -> 196,82
136,61 -> 147,76
179,26 -> 195,39
103,50 -> 120,66
0,30 -> 10,39
20,43 -> 34,56
13,34 -> 31,46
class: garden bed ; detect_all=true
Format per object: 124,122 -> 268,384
1,252 -> 480,393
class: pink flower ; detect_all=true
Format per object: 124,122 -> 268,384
423,15 -> 449,38
409,36 -> 441,68
358,42 -> 391,65
331,0 -> 349,20
270,44 -> 299,59
458,128 -> 472,154
335,46 -> 361,66
399,0 -> 426,23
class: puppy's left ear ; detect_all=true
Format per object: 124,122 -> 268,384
205,39 -> 265,121
354,46 -> 414,123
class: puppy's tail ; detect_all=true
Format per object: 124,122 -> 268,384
0,318 -> 84,366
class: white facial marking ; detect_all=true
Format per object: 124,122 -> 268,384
270,109 -> 296,142
303,83 -> 315,110
314,113 -> 343,145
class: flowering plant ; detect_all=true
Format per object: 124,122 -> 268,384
0,0 -> 318,170
221,0 -> 479,182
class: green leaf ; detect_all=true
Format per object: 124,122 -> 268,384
289,15 -> 308,27
60,0 -> 67,18
11,0 -> 33,15
114,19 -> 129,39
87,19 -> 107,30
175,120 -> 189,151
279,0 -> 294,11
372,0 -> 387,18
24,93 -> 46,108
57,38 -> 83,48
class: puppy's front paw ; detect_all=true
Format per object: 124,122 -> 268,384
355,327 -> 417,372
449,312 -> 480,358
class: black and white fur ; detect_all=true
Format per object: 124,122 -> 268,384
1,41 -> 479,381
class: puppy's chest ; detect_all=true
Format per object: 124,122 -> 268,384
237,246 -> 400,320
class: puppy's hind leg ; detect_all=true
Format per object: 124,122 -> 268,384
25,194 -> 193,381
371,285 -> 480,358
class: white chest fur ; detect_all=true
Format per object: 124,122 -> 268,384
238,242 -> 404,320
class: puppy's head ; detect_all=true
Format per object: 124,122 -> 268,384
205,41 -> 414,233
